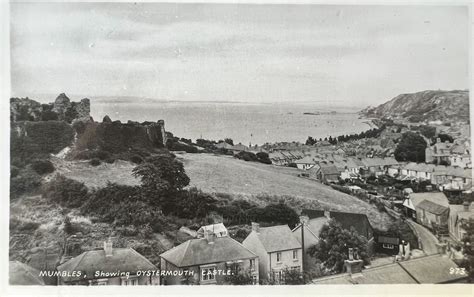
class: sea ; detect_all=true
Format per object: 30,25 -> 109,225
91,101 -> 371,146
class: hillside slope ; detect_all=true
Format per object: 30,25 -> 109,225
365,90 -> 469,123
179,153 -> 393,230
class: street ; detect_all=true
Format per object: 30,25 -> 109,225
407,220 -> 439,255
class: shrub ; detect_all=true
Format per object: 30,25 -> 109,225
90,158 -> 101,166
10,217 -> 40,232
31,159 -> 55,175
64,216 -> 73,234
105,158 -> 115,164
42,175 -> 89,208
130,155 -> 143,164
235,151 -> 258,162
96,150 -> 111,161
256,152 -> 272,164
10,168 -> 42,198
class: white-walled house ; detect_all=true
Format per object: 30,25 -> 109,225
242,223 -> 302,284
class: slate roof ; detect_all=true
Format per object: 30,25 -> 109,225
197,223 -> 228,238
409,192 -> 449,209
319,164 -> 341,175
416,200 -> 449,215
160,236 -> 257,267
292,217 -> 329,243
215,142 -> 233,149
398,255 -> 468,283
9,261 -> 45,285
301,209 -> 373,239
253,225 -> 302,252
57,247 -> 157,282
294,156 -> 315,164
313,254 -> 467,284
449,204 -> 474,224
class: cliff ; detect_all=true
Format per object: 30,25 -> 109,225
363,90 -> 469,124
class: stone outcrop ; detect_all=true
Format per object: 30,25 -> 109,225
10,93 -> 91,123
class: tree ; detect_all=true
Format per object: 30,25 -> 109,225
437,133 -> 454,143
132,154 -> 190,209
282,268 -> 305,284
394,132 -> 427,162
308,220 -> 369,273
262,202 -> 299,228
460,218 -> 474,282
224,138 -> 234,146
224,268 -> 254,285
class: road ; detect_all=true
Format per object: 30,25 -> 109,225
407,220 -> 439,255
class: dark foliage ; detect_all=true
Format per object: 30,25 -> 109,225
394,132 -> 427,162
11,121 -> 74,165
31,159 -> 55,175
170,187 -> 218,219
10,217 -> 40,232
234,151 -> 259,162
256,152 -> 272,164
42,175 -> 89,208
10,168 -> 42,198
308,220 -> 369,273
130,155 -> 144,164
90,158 -> 101,166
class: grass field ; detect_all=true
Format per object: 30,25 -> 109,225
178,153 -> 393,230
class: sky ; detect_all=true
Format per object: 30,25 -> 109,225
10,3 -> 469,106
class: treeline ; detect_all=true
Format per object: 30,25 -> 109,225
305,125 -> 386,146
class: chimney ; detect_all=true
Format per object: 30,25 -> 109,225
251,222 -> 260,233
463,201 -> 471,211
104,239 -> 113,257
436,241 -> 448,256
204,229 -> 215,244
299,215 -> 309,226
344,248 -> 363,275
324,210 -> 330,219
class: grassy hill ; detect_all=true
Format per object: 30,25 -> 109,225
178,153 -> 393,230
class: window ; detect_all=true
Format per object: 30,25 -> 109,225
382,243 -> 395,249
121,277 -> 138,286
292,250 -> 298,260
249,259 -> 255,270
201,267 -> 216,282
276,252 -> 282,263
252,275 -> 258,285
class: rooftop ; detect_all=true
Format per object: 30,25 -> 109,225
251,225 -> 302,253
160,236 -> 256,267
57,247 -> 157,282
416,200 -> 449,215
9,261 -> 45,286
313,254 -> 467,284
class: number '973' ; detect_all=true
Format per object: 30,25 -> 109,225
449,268 -> 466,275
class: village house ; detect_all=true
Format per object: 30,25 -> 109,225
9,261 -> 46,285
196,223 -> 228,238
426,138 -> 471,168
403,192 -> 450,230
215,142 -> 233,150
431,166 -> 472,192
294,156 -> 316,170
291,216 -> 329,273
300,209 -> 374,243
56,240 -> 159,285
242,223 -> 302,284
160,230 -> 258,285
230,143 -> 249,154
312,254 -> 468,284
310,163 -> 340,183
448,202 -> 474,242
